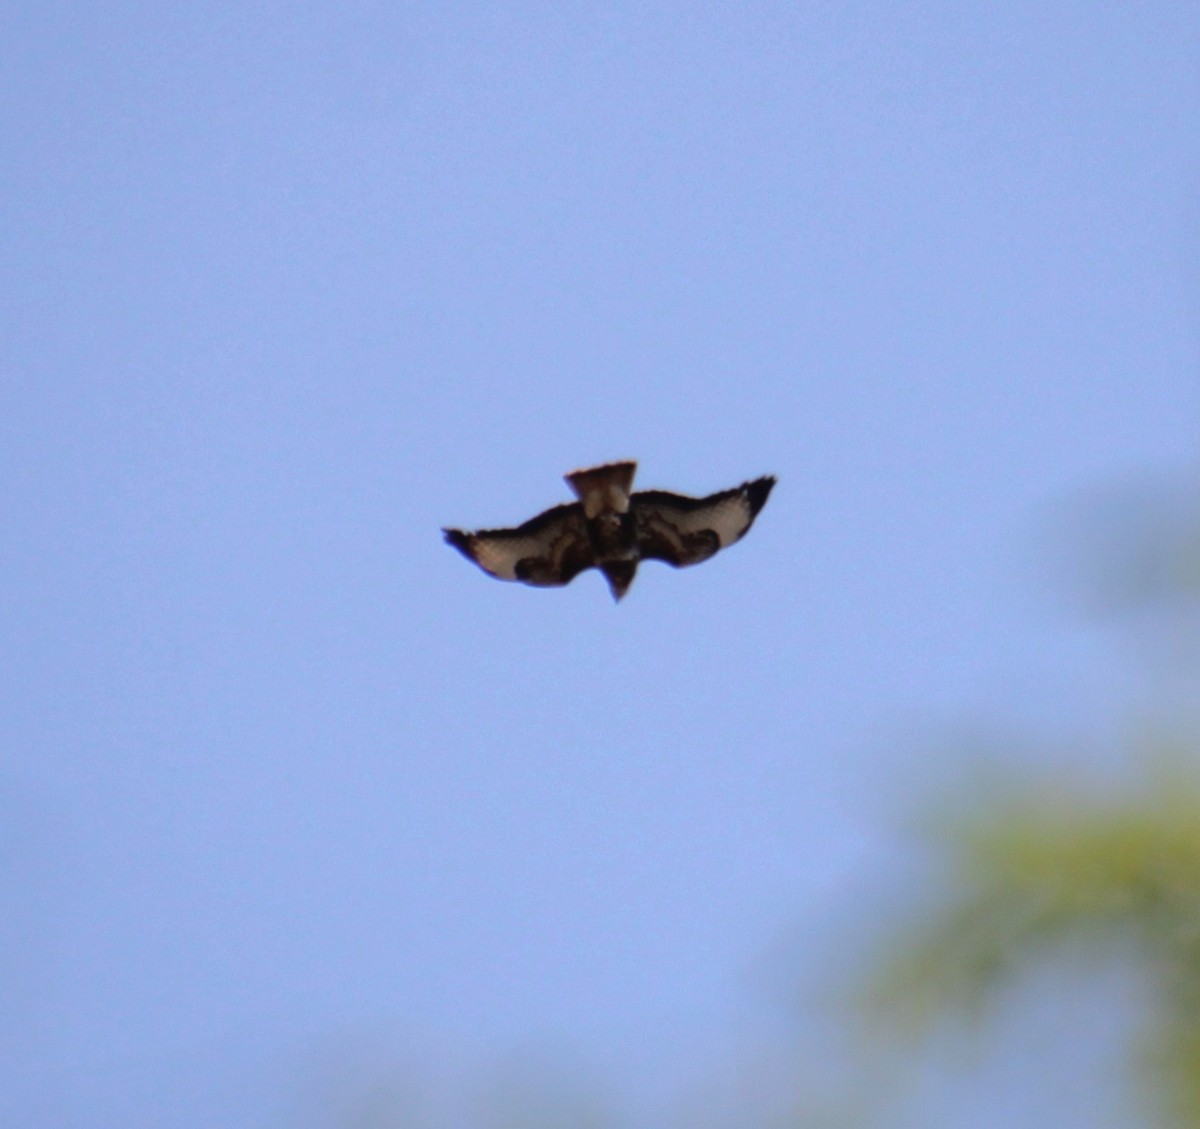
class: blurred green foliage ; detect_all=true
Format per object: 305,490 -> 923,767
865,768 -> 1200,1126
862,470 -> 1200,1127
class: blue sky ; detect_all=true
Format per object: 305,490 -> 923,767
3,3 -> 1199,1126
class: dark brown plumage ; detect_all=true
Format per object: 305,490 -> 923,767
443,462 -> 775,601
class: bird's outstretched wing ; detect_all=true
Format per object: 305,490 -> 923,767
631,476 -> 776,567
443,502 -> 595,587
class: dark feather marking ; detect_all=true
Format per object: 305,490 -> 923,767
462,501 -> 583,542
742,476 -> 776,516
442,527 -> 474,557
444,503 -> 593,586
632,476 -> 776,519
631,476 -> 776,567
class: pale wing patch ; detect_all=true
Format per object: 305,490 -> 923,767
464,531 -> 548,580
443,503 -> 592,586
678,491 -> 757,546
631,478 -> 775,568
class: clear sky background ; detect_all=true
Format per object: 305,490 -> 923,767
3,4 -> 1199,1127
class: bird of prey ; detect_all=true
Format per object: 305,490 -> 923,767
443,461 -> 776,601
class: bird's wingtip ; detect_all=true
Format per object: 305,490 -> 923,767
443,527 -> 472,554
744,476 -> 776,515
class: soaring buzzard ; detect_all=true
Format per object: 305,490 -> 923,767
443,462 -> 776,600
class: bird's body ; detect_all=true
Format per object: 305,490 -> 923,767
444,461 -> 775,601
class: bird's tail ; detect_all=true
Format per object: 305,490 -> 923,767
564,461 -> 637,517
